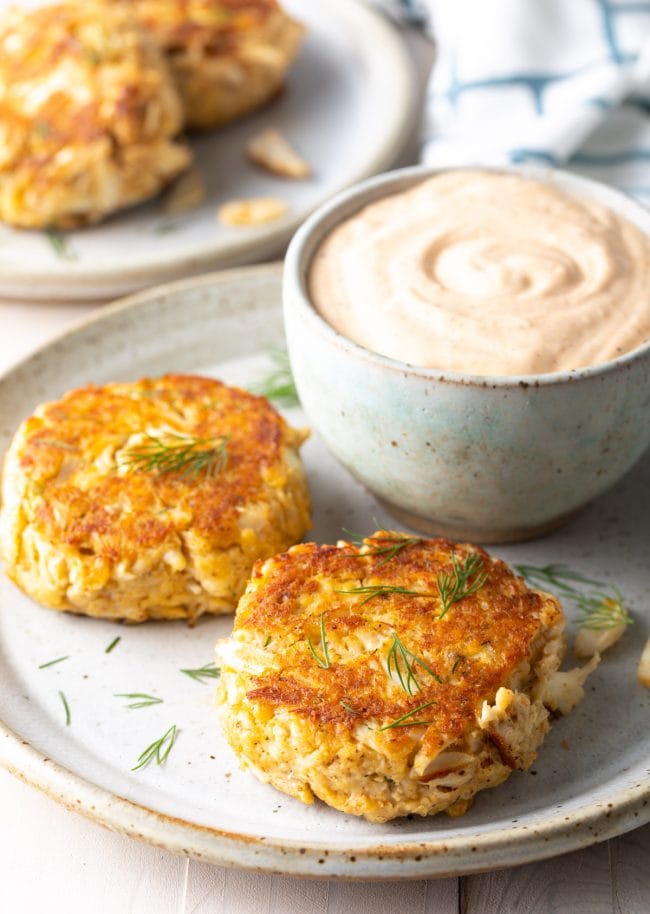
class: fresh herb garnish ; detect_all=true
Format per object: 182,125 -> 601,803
263,635 -> 272,647
38,655 -> 69,669
340,699 -> 361,716
386,633 -> 442,695
574,591 -> 632,630
250,349 -> 299,407
154,219 -> 187,235
115,692 -> 163,709
346,532 -> 421,567
515,563 -> 605,594
180,663 -> 220,682
131,724 -> 177,771
44,228 -> 77,261
514,563 -> 633,630
335,585 -> 435,607
124,434 -> 229,479
105,636 -> 121,654
59,690 -> 71,726
378,700 -> 437,731
83,46 -> 102,66
307,612 -> 331,669
436,552 -> 487,619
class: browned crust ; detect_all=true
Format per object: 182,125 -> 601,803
15,373 -> 303,562
0,3 -> 180,164
237,534 -> 562,756
134,0 -> 281,53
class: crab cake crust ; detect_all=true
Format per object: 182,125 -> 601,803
0,375 -> 310,622
133,0 -> 304,129
0,1 -> 191,229
216,533 -> 567,822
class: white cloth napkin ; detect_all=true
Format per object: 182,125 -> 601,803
387,0 -> 650,206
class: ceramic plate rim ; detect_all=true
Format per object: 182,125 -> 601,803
0,265 -> 649,879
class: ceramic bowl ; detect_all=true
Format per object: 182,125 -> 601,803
283,165 -> 650,543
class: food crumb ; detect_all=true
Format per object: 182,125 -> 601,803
637,636 -> 650,688
218,196 -> 288,227
246,127 -> 311,179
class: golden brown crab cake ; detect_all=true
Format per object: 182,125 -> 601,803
0,375 -> 310,622
0,1 -> 191,229
133,0 -> 304,129
215,532 -> 577,822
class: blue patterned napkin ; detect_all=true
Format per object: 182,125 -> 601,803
384,0 -> 650,206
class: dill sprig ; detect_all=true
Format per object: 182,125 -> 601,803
574,591 -> 632,630
386,633 -> 442,695
115,692 -> 163,709
44,228 -> 77,261
307,613 -> 331,669
180,662 -> 220,682
131,724 -> 177,771
38,655 -> 69,669
105,636 -> 121,654
123,434 -> 229,479
514,563 -> 604,594
59,690 -> 71,726
378,699 -> 437,731
154,219 -> 188,235
345,531 -> 422,567
436,552 -> 488,619
335,585 -> 435,607
514,563 -> 633,631
340,699 -> 361,716
250,349 -> 299,407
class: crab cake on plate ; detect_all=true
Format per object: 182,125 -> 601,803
0,375 -> 310,623
216,532 -> 589,822
0,1 -> 190,229
133,0 -> 304,129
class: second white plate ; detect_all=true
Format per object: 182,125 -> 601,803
0,0 -> 415,301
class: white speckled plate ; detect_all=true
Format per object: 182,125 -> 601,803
0,265 -> 649,879
0,0 -> 415,301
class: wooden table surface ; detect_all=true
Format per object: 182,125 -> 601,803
2,766 -> 649,913
1,24 -> 649,914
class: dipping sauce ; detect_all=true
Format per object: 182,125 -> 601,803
308,170 -> 650,375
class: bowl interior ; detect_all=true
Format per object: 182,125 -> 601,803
287,163 -> 650,386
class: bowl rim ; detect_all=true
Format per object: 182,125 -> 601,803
284,163 -> 650,388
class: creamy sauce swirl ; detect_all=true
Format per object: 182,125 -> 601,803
308,171 -> 650,375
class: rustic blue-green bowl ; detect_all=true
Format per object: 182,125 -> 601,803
283,166 -> 650,542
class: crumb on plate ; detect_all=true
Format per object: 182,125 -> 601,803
217,196 -> 288,226
246,127 -> 311,178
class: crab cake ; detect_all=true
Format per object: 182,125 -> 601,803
0,2 -> 191,229
216,532 -> 589,823
0,375 -> 310,622
133,0 -> 304,129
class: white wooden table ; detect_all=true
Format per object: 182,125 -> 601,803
1,25 -> 649,914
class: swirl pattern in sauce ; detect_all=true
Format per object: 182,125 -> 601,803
308,171 -> 650,375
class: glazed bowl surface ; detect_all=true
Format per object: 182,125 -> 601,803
283,165 -> 650,542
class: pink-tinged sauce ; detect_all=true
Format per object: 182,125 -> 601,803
308,171 -> 650,376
